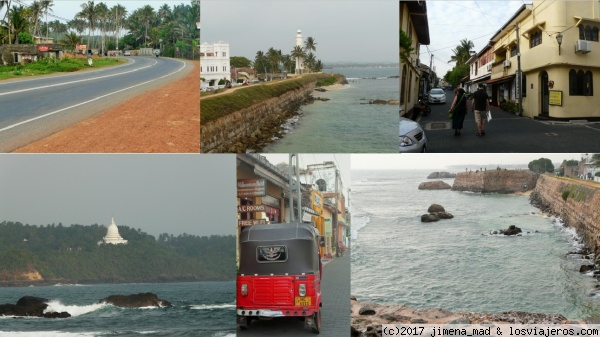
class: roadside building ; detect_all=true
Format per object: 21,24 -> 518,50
466,46 -> 493,94
0,43 -> 63,66
399,1 -> 431,118
561,161 -> 580,178
486,1 -> 600,120
200,41 -> 230,88
579,154 -> 600,180
231,67 -> 257,83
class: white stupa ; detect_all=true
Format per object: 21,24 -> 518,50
102,217 -> 128,245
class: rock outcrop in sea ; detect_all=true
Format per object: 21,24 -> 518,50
351,297 -> 575,337
0,296 -> 71,318
427,172 -> 456,179
418,181 -> 451,190
491,225 -> 523,236
99,293 -> 173,308
421,204 -> 454,222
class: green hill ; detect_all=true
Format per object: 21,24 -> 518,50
0,221 -> 235,286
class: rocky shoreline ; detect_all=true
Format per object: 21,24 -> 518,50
250,75 -> 349,152
351,298 -> 579,337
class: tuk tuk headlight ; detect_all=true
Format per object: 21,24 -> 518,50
299,284 -> 306,297
241,284 -> 248,296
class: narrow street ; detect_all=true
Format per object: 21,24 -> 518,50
237,252 -> 351,336
417,89 -> 600,153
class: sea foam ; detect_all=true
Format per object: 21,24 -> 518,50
44,300 -> 107,317
189,303 -> 235,310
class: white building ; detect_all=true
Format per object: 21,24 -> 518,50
100,217 -> 128,245
295,30 -> 305,75
200,41 -> 230,88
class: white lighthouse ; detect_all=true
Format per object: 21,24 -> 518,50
101,217 -> 128,245
295,29 -> 304,75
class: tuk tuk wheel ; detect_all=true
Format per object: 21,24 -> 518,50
237,315 -> 249,330
311,310 -> 321,334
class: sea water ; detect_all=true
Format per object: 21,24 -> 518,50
351,170 -> 600,319
0,282 -> 235,337
264,67 -> 399,153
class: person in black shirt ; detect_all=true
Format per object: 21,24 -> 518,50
471,84 -> 490,136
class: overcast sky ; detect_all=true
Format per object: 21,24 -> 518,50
351,153 -> 587,170
0,155 -> 235,238
423,0 -> 525,77
201,0 -> 398,64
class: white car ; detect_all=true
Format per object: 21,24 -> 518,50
428,88 -> 446,104
399,117 -> 427,152
123,50 -> 131,56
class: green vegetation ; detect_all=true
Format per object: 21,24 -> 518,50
230,56 -> 252,68
562,190 -> 570,201
399,29 -> 414,65
252,35 -> 322,77
201,73 -> 330,123
0,221 -> 235,283
444,39 -> 474,88
500,100 -> 522,115
0,57 -> 124,80
1,1 -> 199,59
528,158 -> 555,173
316,74 -> 340,87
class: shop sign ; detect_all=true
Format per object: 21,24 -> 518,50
38,46 -> 49,52
238,204 -> 266,213
237,179 -> 266,197
238,219 -> 267,227
324,218 -> 332,236
313,193 -> 322,208
549,90 -> 562,106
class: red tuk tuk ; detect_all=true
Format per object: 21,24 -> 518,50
237,222 -> 322,333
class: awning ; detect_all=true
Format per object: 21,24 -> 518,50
486,74 -> 515,85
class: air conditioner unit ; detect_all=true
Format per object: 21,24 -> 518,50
575,40 -> 591,53
487,64 -> 492,71
503,60 -> 511,67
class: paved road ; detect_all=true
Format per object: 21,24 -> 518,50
238,252 -> 351,336
0,56 -> 191,152
417,89 -> 600,152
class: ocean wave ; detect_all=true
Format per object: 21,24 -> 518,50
44,300 -> 107,317
189,303 -> 235,310
351,216 -> 371,240
0,333 -> 98,336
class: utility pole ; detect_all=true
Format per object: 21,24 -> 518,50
333,169 -> 339,257
429,54 -> 434,90
288,154 -> 296,222
516,23 -> 523,116
288,154 -> 302,223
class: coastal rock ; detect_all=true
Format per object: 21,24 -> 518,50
99,293 -> 173,308
502,225 -> 522,236
580,264 -> 595,273
434,212 -> 454,219
0,296 -> 69,318
314,88 -> 327,92
421,214 -> 440,222
427,172 -> 457,179
359,306 -> 377,315
427,204 -> 445,213
418,181 -> 451,190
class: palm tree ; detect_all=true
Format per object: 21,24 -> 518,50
314,60 -> 324,73
95,2 -> 108,53
254,50 -> 268,76
77,1 -> 97,50
291,45 -> 306,74
41,0 -> 53,39
60,31 -> 82,52
591,154 -> 600,166
9,5 -> 29,44
304,36 -> 316,54
1,0 -> 12,43
305,52 -> 316,73
281,54 -> 293,74
448,38 -> 474,65
139,5 -> 154,47
68,18 -> 86,36
109,4 -> 126,50
267,47 -> 282,74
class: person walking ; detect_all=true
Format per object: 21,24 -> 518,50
471,84 -> 490,136
448,87 -> 467,136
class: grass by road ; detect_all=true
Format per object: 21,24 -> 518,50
0,56 -> 126,80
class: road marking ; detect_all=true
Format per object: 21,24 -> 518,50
0,59 -> 188,134
0,59 -> 160,97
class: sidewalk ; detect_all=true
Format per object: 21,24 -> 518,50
238,252 -> 350,336
417,102 -> 600,152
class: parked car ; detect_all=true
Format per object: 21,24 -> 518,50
123,50 -> 131,56
399,117 -> 427,152
428,88 -> 446,104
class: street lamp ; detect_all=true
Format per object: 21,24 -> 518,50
556,32 -> 563,55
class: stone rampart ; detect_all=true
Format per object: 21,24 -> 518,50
530,174 -> 600,252
452,170 -> 539,193
201,81 -> 316,153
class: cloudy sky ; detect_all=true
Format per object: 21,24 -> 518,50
201,0 -> 398,64
351,153 -> 587,170
0,155 -> 235,238
423,0 -> 525,77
